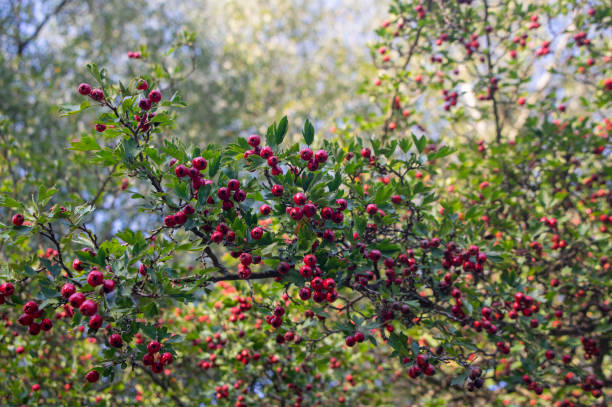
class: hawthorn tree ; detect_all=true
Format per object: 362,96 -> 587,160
0,0 -> 610,406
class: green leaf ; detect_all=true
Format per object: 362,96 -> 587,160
70,135 -> 100,152
412,133 -> 426,153
275,116 -> 288,145
302,118 -> 314,145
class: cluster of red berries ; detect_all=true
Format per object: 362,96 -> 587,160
573,31 -> 590,46
466,366 -> 484,391
275,330 -> 301,345
215,384 -> 230,399
265,306 -> 286,328
580,337 -> 600,359
536,41 -> 551,57
228,296 -> 252,322
205,333 -> 227,351
17,300 -> 53,335
462,33 -> 480,57
473,306 -> 501,335
77,83 -> 105,102
235,349 -> 259,365
528,15 -> 540,30
142,340 -> 173,374
297,255 -> 338,303
441,242 -> 486,274
522,374 -> 544,395
298,147 -> 328,171
507,291 -> 539,320
512,33 -> 528,48
235,251 -> 259,279
442,89 -> 458,111
344,331 -> 365,347
407,354 -> 436,378
243,135 -> 285,175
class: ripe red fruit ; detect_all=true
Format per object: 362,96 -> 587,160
345,336 -> 356,347
87,269 -> 104,287
1,282 -> 15,296
23,301 -> 38,315
175,164 -> 188,178
85,370 -> 99,383
228,179 -> 240,191
250,227 -> 264,240
139,264 -> 148,276
315,149 -> 328,163
354,331 -> 365,342
321,206 -> 333,219
299,287 -> 312,300
79,300 -> 98,316
137,79 -> 148,90
391,195 -> 402,204
78,83 -> 92,95
12,213 -> 24,226
29,322 -> 41,335
89,314 -> 103,330
239,252 -> 252,266
260,146 -> 274,159
18,314 -> 34,326
300,148 -> 313,161
90,88 -> 104,101
545,350 -> 555,360
304,254 -> 317,267
152,361 -> 163,373
40,318 -> 53,331
271,185 -> 284,196
161,352 -> 173,365
247,134 -> 261,147
290,207 -> 303,220
293,192 -> 307,205
109,333 -> 123,348
72,259 -> 83,271
233,190 -> 246,202
69,292 -> 86,307
138,98 -> 151,110
361,148 -> 371,158
366,204 -> 378,215
147,340 -> 161,354
368,249 -> 381,262
95,123 -> 106,132
259,204 -> 271,215
192,157 -> 207,170
148,89 -> 162,103
102,279 -> 116,293
303,203 -> 316,217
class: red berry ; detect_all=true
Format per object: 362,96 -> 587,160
69,292 -> 86,307
79,300 -> 98,316
102,279 -> 116,293
192,157 -> 207,170
23,301 -> 38,315
89,314 -> 103,330
148,89 -> 162,103
271,185 -> 284,196
259,204 -> 271,215
247,135 -> 261,147
87,269 -> 104,287
12,213 -> 24,226
78,83 -> 92,95
109,333 -> 123,348
300,148 -> 313,161
85,370 -> 99,383
250,227 -> 264,240
147,340 -> 161,354
293,192 -> 307,205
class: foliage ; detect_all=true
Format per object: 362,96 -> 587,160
0,0 -> 611,406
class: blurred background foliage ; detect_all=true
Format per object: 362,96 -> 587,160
0,0 -> 384,239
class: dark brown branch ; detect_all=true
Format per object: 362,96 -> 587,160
17,0 -> 72,56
